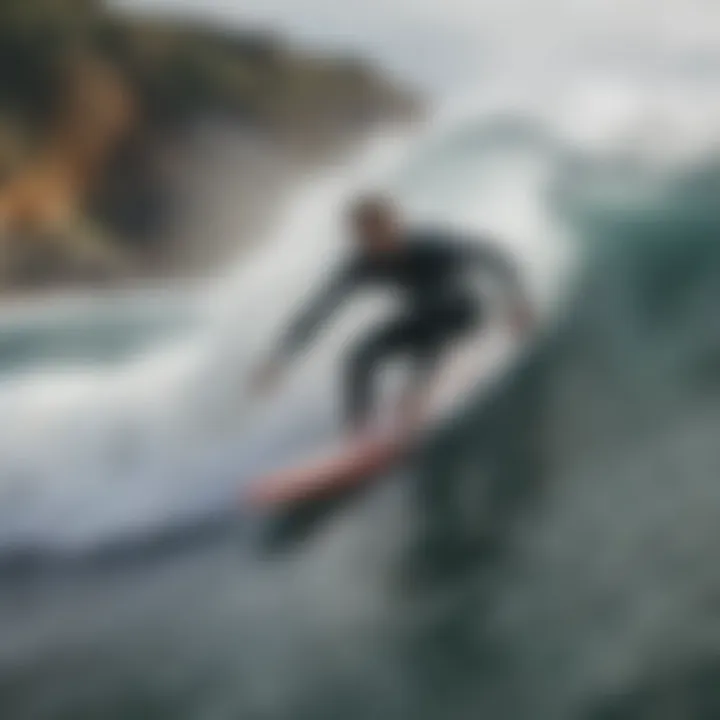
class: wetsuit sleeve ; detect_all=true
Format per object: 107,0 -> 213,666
276,262 -> 359,360
451,238 -> 526,301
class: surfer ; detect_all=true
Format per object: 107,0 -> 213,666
253,195 -> 534,433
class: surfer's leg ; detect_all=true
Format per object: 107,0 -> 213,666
344,318 -> 415,431
400,299 -> 480,424
344,299 -> 481,431
397,344 -> 440,427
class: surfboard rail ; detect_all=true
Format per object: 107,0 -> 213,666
244,427 -> 411,507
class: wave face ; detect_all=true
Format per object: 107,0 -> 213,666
3,74 -> 720,719
411,133 -> 720,718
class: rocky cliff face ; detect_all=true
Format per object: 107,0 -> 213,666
0,0 -> 420,290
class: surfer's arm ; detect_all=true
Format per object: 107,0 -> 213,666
454,238 -> 535,333
276,263 -> 358,361
252,263 -> 359,395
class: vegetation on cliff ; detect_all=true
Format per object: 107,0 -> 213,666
0,0 -> 418,289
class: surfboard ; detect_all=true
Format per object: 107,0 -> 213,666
243,327 -> 515,513
245,427 -> 411,508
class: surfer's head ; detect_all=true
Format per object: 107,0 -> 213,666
348,195 -> 402,254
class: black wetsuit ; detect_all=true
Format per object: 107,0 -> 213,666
276,229 -> 522,427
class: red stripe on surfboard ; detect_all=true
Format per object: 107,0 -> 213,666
244,431 -> 409,507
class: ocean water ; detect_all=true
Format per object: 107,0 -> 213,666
2,70 -> 720,719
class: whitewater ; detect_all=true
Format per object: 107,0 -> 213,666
0,83 -> 572,558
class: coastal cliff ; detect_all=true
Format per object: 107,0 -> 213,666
0,0 -> 420,289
